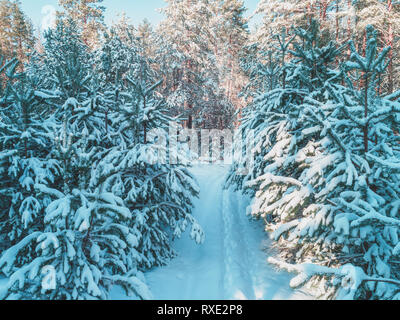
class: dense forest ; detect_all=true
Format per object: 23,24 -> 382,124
0,0 -> 399,300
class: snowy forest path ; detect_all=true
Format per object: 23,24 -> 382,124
144,164 -> 309,300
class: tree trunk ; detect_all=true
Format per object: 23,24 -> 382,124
387,0 -> 394,94
336,0 -> 340,43
188,113 -> 193,129
347,0 -> 352,57
363,75 -> 369,153
143,95 -> 147,144
144,122 -> 147,144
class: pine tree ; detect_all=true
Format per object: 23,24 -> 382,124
159,0 -> 209,129
0,0 -> 13,59
94,42 -> 205,268
10,0 -> 35,66
137,19 -> 156,59
0,0 -> 34,63
0,17 -> 206,299
254,0 -> 400,95
57,0 -> 105,48
0,22 -> 154,300
229,23 -> 400,299
159,0 -> 247,129
227,21 -> 341,191
213,0 -> 248,123
0,56 -> 58,248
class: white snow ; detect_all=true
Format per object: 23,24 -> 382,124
0,278 -> 7,290
144,164 -> 310,300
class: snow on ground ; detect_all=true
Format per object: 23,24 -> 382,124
145,164 -> 310,300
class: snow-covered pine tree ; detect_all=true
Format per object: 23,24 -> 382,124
93,43 -> 204,269
268,25 -> 400,300
240,45 -> 281,100
0,57 -> 58,250
159,0 -> 246,129
0,129 -> 152,299
0,0 -> 35,63
231,22 -> 400,299
0,58 -> 18,245
96,26 -> 136,87
227,22 -> 342,192
154,36 -> 190,122
57,0 -> 105,49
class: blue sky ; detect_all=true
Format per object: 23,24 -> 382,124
20,0 -> 261,31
